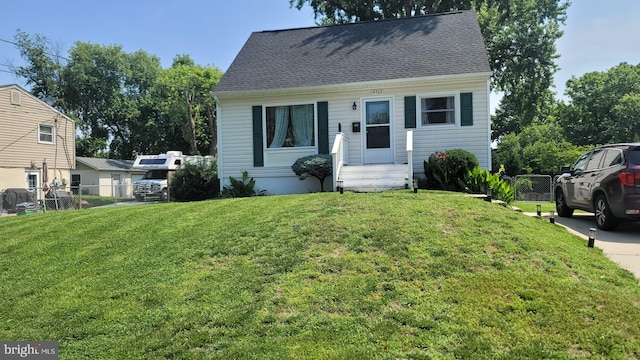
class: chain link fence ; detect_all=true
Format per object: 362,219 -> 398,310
514,175 -> 554,202
1,186 -> 74,215
1,184 -> 160,217
75,184 -> 158,208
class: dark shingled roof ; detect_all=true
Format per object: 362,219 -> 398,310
215,11 -> 490,94
76,157 -> 141,172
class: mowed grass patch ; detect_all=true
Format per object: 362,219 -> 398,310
0,191 -> 638,359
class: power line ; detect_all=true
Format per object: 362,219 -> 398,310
0,37 -> 70,62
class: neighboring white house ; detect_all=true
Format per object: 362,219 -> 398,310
213,11 -> 491,194
73,157 -> 146,197
0,84 -> 76,194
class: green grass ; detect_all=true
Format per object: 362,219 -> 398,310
512,201 -> 556,213
512,201 -> 587,214
77,195 -> 135,208
1,191 -> 638,359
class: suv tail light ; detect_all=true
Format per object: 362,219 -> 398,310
618,171 -> 640,189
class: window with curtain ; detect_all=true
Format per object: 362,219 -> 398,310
265,104 -> 315,148
421,96 -> 455,125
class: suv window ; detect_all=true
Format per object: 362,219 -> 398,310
602,149 -> 624,167
630,149 -> 640,165
585,149 -> 605,171
572,152 -> 591,173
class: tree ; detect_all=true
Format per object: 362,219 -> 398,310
8,30 -> 224,159
290,0 -> 569,140
491,133 -> 522,176
560,62 -> 640,146
62,42 -> 167,159
9,30 -> 64,101
158,55 -> 223,156
291,154 -> 333,192
493,121 -> 588,175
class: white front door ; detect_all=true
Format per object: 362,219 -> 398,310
363,98 -> 394,164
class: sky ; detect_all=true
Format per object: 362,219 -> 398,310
1,0 -> 639,111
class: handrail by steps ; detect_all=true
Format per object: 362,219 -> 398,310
406,130 -> 414,189
331,132 -> 348,192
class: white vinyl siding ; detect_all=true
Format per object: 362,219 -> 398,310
216,76 -> 490,194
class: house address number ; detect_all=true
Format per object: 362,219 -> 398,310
372,89 -> 384,95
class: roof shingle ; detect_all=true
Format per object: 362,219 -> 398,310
215,11 -> 490,93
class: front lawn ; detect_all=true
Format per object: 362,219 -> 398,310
0,191 -> 638,359
77,195 -> 136,208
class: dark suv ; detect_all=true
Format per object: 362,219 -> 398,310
555,143 -> 640,230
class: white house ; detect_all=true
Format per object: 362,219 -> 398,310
213,11 -> 491,194
73,157 -> 146,197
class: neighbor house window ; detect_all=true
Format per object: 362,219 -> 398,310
39,124 -> 54,144
420,94 -> 457,126
265,104 -> 315,148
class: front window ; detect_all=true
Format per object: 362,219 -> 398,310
421,96 -> 455,126
265,104 -> 315,148
39,124 -> 54,144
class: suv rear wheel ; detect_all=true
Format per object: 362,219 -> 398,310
595,194 -> 618,230
555,189 -> 574,217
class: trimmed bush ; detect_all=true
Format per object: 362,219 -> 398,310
291,154 -> 333,192
170,159 -> 219,202
424,149 -> 479,191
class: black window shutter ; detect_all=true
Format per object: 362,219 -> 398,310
252,105 -> 264,167
461,92 -> 473,126
317,101 -> 329,154
404,96 -> 416,128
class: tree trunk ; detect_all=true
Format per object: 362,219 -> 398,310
184,91 -> 198,155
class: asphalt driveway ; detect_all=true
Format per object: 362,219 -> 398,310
527,212 -> 640,279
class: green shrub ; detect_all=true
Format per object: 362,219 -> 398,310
424,149 -> 479,191
465,167 -> 515,203
221,171 -> 265,198
170,159 -> 219,202
291,154 -> 332,192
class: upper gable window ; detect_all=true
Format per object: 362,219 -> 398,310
265,104 -> 315,148
39,124 -> 54,144
418,92 -> 459,127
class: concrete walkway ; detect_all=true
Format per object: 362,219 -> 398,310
524,212 -> 640,279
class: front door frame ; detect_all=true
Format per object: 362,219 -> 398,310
361,96 -> 395,164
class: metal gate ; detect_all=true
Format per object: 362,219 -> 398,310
514,175 -> 553,202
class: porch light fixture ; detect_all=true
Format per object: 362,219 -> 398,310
352,102 -> 357,110
536,204 -> 542,217
549,210 -> 555,224
588,228 -> 596,248
413,179 -> 418,193
337,180 -> 344,195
